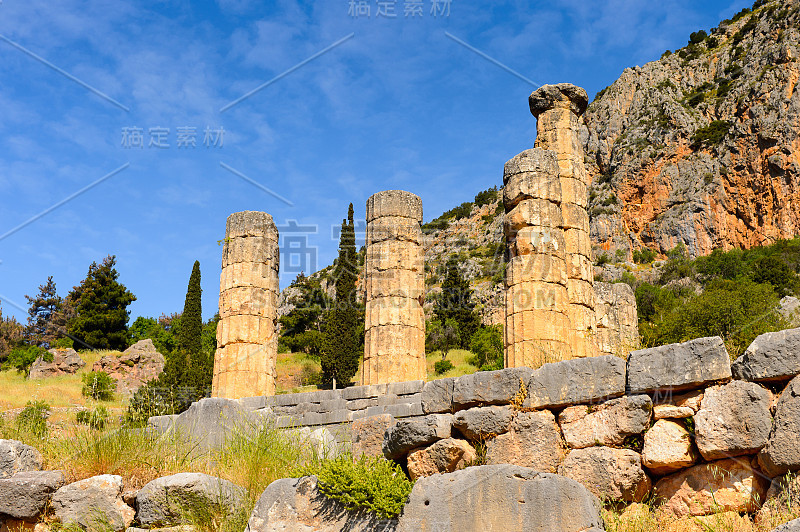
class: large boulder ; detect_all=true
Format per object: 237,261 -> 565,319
351,414 -> 396,459
0,440 -> 43,479
93,339 -> 165,396
246,476 -> 396,532
759,375 -> 800,477
626,336 -> 731,394
558,395 -> 652,449
486,410 -> 565,473
135,473 -> 245,527
452,405 -> 514,440
51,475 -> 134,532
641,419 -> 698,475
406,438 -> 476,481
655,458 -> 769,517
396,465 -> 603,532
694,380 -> 773,460
732,327 -> 800,383
382,414 -> 453,461
151,397 -> 261,452
0,471 -> 65,520
525,355 -> 627,409
558,446 -> 651,502
28,348 -> 85,379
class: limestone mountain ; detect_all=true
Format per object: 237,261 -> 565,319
584,0 -> 800,259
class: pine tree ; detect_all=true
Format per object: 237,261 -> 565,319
68,256 -> 136,351
434,256 -> 481,349
321,203 -> 362,387
25,276 -> 62,347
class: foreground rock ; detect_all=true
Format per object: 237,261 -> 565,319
28,348 -> 85,379
92,339 -> 165,396
732,328 -> 800,383
760,376 -> 800,477
641,419 -> 697,475
558,395 -> 652,449
626,337 -> 731,394
246,475 -> 396,532
136,473 -> 245,527
655,458 -> 769,517
396,465 -> 603,532
406,438 -> 476,481
694,380 -> 772,460
350,414 -> 396,459
771,518 -> 800,531
452,405 -> 513,440
558,446 -> 651,502
0,440 -> 43,479
52,475 -> 134,532
0,471 -> 65,520
486,410 -> 565,473
382,414 -> 453,460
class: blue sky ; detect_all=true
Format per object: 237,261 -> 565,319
0,0 -> 750,323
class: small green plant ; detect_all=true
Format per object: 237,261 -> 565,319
596,253 -> 611,267
76,406 -> 110,430
297,455 -> 413,519
434,359 -> 455,375
82,371 -> 117,401
16,400 -> 50,438
633,248 -> 657,264
692,120 -> 732,146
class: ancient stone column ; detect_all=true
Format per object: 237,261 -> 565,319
362,190 -> 426,385
212,211 -> 279,399
503,149 -> 572,367
529,83 -> 597,358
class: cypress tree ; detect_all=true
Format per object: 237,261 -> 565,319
434,256 -> 481,349
178,261 -> 202,357
321,203 -> 361,387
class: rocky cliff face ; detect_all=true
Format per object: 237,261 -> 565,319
584,0 -> 800,259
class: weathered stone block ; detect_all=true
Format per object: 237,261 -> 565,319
558,446 -> 651,502
52,475 -> 134,532
382,414 -> 453,460
694,380 -> 773,460
525,355 -> 627,409
453,405 -> 514,440
655,458 -> 769,517
0,471 -> 65,521
0,440 -> 42,480
558,395 -> 652,449
421,378 -> 454,414
732,327 -> 800,383
759,375 -> 800,477
396,465 -> 603,532
626,336 -> 731,394
406,438 -> 476,481
642,419 -> 698,475
136,473 -> 245,527
452,367 -> 533,409
486,410 -> 565,473
350,415 -> 396,459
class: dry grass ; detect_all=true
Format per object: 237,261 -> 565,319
425,349 -> 479,381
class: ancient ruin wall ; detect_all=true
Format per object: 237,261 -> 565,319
212,211 -> 279,399
502,149 -> 572,367
530,83 -> 597,358
362,190 -> 426,385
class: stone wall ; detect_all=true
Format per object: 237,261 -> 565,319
212,211 -> 280,399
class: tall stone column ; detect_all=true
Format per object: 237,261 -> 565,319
529,83 -> 597,358
212,211 -> 279,399
503,149 -> 572,367
362,190 -> 426,385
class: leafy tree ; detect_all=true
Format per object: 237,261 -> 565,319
434,257 -> 481,349
68,256 -> 136,351
278,273 -> 329,357
0,305 -> 24,364
3,345 -> 48,375
321,204 -> 362,388
426,319 -> 460,360
469,324 -> 504,371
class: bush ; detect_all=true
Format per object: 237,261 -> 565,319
596,253 -> 611,267
434,359 -> 455,375
16,400 -> 49,438
76,406 -> 110,430
469,324 -> 504,371
3,345 -> 48,375
692,121 -> 731,146
474,186 -> 498,207
297,455 -> 413,519
689,30 -> 708,44
82,371 -> 117,401
633,248 -> 657,264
